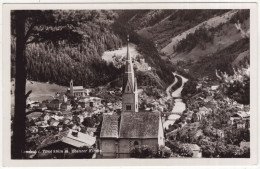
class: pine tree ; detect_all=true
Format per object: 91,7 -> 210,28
11,10 -> 83,159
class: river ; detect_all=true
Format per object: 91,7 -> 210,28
163,73 -> 188,129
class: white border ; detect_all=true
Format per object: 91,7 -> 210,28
1,2 -> 258,167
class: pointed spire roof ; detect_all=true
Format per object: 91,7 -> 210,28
123,35 -> 135,93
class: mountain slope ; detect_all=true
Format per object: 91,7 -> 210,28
161,10 -> 238,56
125,9 -> 250,78
191,38 -> 249,77
128,10 -> 230,50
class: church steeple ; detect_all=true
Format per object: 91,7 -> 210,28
122,35 -> 138,113
123,35 -> 135,93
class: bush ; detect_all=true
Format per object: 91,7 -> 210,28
130,145 -> 155,158
159,145 -> 172,158
175,27 -> 214,53
179,145 -> 193,157
216,66 -> 250,104
165,141 -> 193,157
181,80 -> 198,97
229,10 -> 250,24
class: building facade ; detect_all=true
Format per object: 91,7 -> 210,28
68,80 -> 86,97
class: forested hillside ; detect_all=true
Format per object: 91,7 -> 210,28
11,10 -> 123,87
11,10 -> 175,89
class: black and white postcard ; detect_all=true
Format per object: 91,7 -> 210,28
1,2 -> 258,167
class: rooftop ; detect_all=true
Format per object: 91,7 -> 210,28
37,129 -> 96,149
100,115 -> 119,138
119,112 -> 160,138
67,86 -> 84,91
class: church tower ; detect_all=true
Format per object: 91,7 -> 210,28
122,35 -> 138,113
70,79 -> 74,97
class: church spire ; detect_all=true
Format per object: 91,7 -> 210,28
123,35 -> 135,93
122,35 -> 138,113
127,34 -> 129,60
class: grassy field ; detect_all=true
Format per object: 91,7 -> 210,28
101,43 -> 140,62
11,80 -> 67,116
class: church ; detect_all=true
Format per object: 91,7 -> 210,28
67,80 -> 89,98
98,36 -> 165,158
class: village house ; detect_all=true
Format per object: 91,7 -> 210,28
199,106 -> 212,116
215,129 -> 224,138
99,37 -> 164,158
78,101 -> 88,108
83,111 -> 92,118
229,111 -> 250,125
28,126 -> 38,134
86,127 -> 97,137
37,129 -> 96,159
57,124 -> 63,131
72,124 -> 81,131
26,111 -> 43,122
204,96 -> 213,103
192,112 -> 202,122
182,144 -> 202,158
240,141 -> 250,149
185,111 -> 193,122
55,92 -> 68,103
42,114 -> 51,122
37,103 -> 48,111
47,99 -> 62,110
49,118 -> 60,127
78,96 -> 102,108
73,115 -> 84,124
196,83 -> 202,89
179,121 -> 187,128
151,100 -> 160,109
28,101 -> 40,109
194,129 -> 203,139
51,114 -> 64,121
184,68 -> 189,73
89,97 -> 102,107
210,85 -> 219,91
60,102 -> 72,111
63,119 -> 73,127
63,112 -> 73,120
237,120 -> 246,129
35,121 -> 49,128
